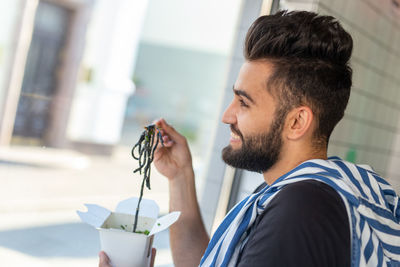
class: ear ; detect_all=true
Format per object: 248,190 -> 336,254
285,106 -> 314,141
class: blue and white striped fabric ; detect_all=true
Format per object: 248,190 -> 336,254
199,157 -> 400,267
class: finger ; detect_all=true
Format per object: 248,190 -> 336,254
162,135 -> 173,144
154,119 -> 174,140
152,133 -> 174,156
161,141 -> 174,148
154,119 -> 164,133
154,120 -> 167,139
156,118 -> 184,141
150,248 -> 157,267
99,251 -> 111,267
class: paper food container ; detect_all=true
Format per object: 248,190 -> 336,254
77,198 -> 180,267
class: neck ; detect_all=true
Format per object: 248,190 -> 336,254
263,149 -> 327,185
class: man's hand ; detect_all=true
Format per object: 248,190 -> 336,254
98,249 -> 156,267
152,119 -> 209,267
154,118 -> 193,180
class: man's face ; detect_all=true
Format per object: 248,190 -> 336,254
221,61 -> 285,173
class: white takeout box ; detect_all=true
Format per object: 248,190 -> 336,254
77,198 -> 180,267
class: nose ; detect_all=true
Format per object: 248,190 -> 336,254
222,100 -> 236,125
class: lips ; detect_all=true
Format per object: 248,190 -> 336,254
230,131 -> 240,140
230,126 -> 242,142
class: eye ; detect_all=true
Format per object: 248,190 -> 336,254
239,99 -> 249,107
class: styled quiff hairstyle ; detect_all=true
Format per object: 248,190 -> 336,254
244,10 -> 353,147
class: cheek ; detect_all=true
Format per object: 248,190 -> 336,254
237,110 -> 274,136
236,113 -> 256,135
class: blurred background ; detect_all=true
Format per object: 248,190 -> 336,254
0,0 -> 399,266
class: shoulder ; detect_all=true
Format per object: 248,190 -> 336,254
275,179 -> 342,201
269,179 -> 345,213
262,180 -> 348,228
252,180 -> 346,222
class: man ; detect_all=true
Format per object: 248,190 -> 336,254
100,11 -> 400,267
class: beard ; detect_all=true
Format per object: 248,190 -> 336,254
222,116 -> 284,173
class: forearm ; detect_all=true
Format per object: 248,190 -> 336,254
169,168 -> 210,267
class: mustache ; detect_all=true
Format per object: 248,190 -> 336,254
230,125 -> 243,139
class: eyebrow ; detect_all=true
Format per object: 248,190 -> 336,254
232,86 -> 256,104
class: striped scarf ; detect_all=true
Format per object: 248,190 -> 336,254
200,157 -> 400,267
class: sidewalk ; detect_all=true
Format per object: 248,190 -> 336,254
0,145 -> 173,266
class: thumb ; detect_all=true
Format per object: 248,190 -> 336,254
150,248 -> 157,267
99,251 -> 111,267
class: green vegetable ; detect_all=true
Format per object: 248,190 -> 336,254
134,229 -> 150,235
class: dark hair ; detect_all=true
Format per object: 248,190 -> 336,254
244,10 -> 353,147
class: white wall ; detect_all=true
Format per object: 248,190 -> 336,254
0,0 -> 22,120
67,0 -> 149,144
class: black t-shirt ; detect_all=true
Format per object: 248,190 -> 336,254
236,180 -> 350,267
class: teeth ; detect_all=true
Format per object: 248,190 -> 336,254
231,132 -> 240,139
